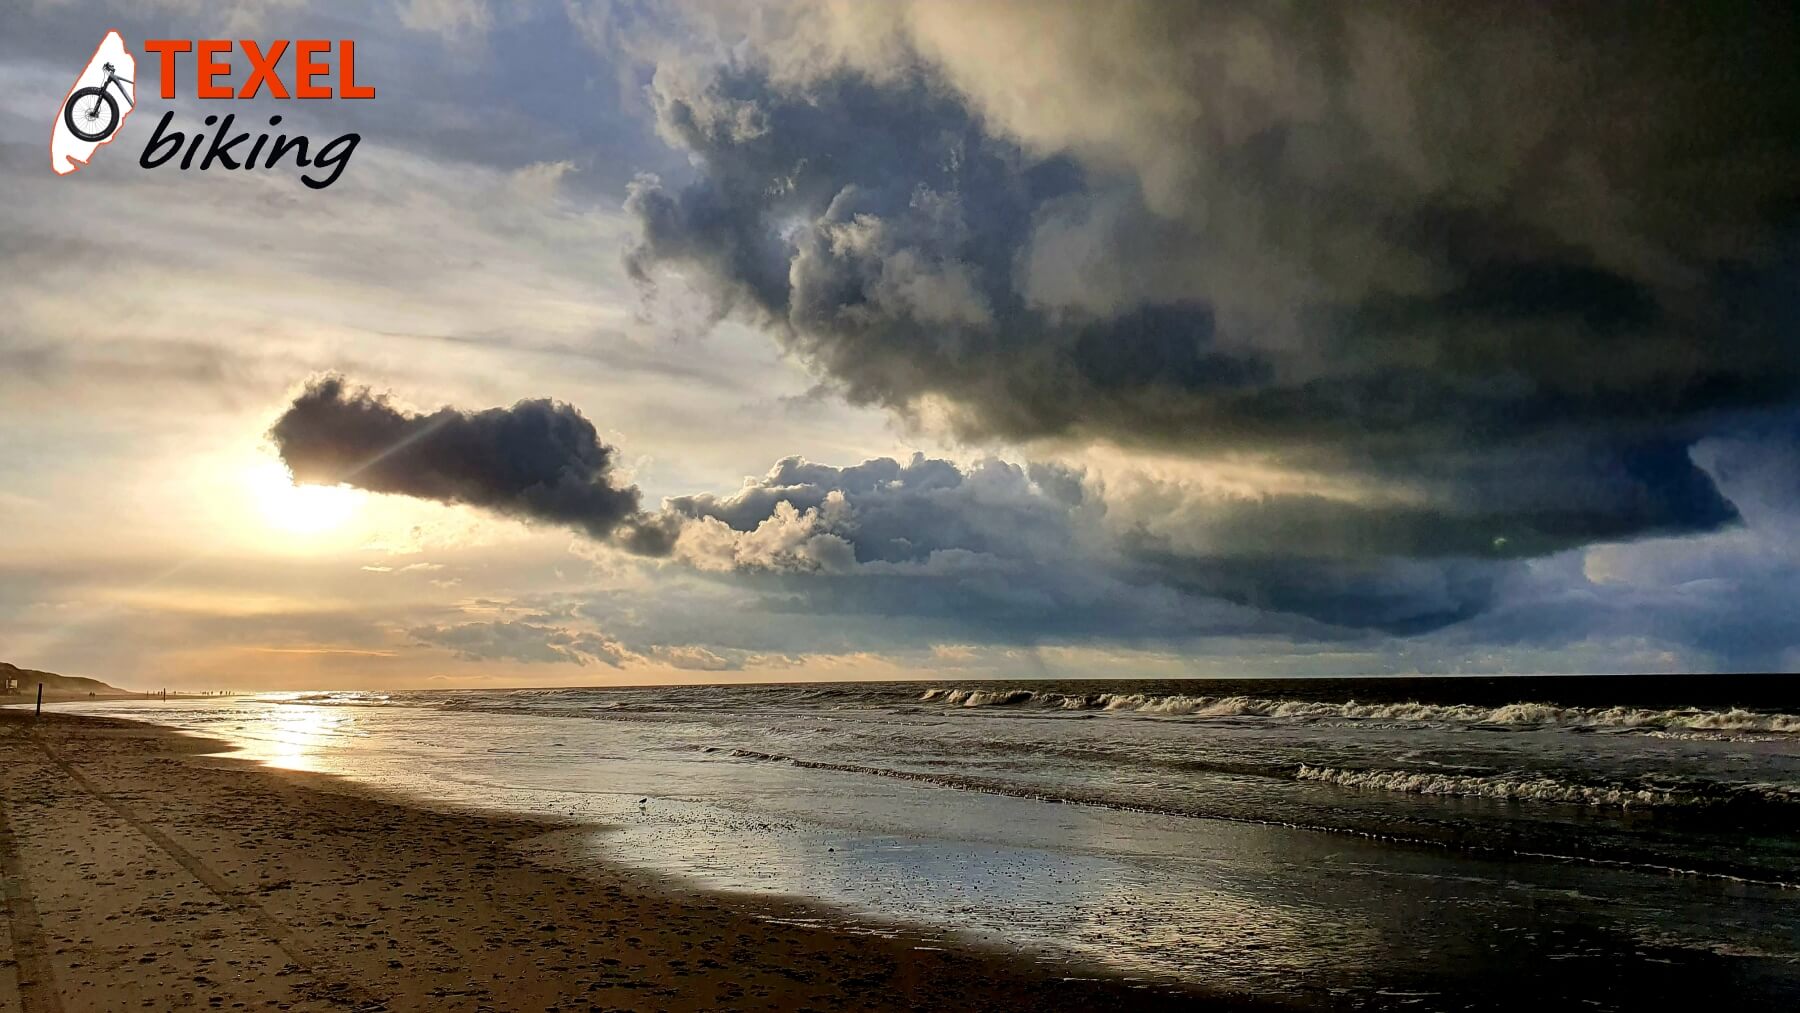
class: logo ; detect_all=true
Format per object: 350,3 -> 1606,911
51,31 -> 136,174
52,34 -> 372,188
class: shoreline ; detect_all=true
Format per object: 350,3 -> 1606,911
0,709 -> 1245,1011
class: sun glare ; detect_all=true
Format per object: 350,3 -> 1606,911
249,460 -> 363,536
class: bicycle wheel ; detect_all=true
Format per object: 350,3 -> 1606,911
64,87 -> 119,142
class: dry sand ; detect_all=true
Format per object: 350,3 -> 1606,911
0,710 -> 1242,1011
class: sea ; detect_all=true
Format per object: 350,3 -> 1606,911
41,676 -> 1800,1009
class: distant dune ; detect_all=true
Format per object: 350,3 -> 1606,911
1,661 -> 131,697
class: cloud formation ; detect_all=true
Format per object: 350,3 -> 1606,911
621,1 -> 1799,555
260,370 -> 1793,657
410,620 -> 635,667
168,1 -> 1800,679
658,450 -> 1512,638
269,376 -> 677,553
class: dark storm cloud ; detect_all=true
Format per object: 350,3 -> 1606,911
261,378 -> 1377,636
261,378 -> 1800,657
269,376 -> 674,552
665,451 -> 1480,637
247,3 -> 1800,664
666,454 -> 1078,565
623,1 -> 1800,552
1130,437 -> 1738,561
1129,550 -> 1503,638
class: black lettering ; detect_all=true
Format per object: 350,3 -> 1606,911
264,132 -> 311,170
180,114 -> 213,170
198,113 -> 248,170
301,133 -> 359,189
245,115 -> 282,167
138,111 -> 183,169
137,110 -> 357,189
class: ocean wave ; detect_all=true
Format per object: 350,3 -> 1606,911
918,688 -> 1037,708
717,747 -> 1799,886
1295,764 -> 1800,811
277,691 -> 394,706
272,684 -> 1799,738
916,688 -> 1800,734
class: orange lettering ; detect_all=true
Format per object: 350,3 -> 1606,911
338,40 -> 374,99
294,40 -> 331,99
196,40 -> 232,99
142,39 -> 191,99
239,40 -> 289,99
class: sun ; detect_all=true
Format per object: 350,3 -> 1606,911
248,460 -> 363,536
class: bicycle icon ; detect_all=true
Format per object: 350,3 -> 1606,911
63,61 -> 134,142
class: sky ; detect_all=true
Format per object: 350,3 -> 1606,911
2,1 -> 1798,691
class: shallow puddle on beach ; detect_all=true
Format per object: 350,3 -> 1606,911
542,789 -> 1378,998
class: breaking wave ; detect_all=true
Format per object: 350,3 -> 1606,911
1294,764 -> 1800,811
916,688 -> 1800,734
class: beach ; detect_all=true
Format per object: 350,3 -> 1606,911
0,709 -> 1212,1012
8,681 -> 1799,1010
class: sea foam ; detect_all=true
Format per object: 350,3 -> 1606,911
917,688 -> 1800,734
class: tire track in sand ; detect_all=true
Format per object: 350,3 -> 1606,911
26,728 -> 390,1011
0,726 -> 64,1013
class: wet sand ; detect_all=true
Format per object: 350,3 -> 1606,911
0,710 -> 1234,1011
